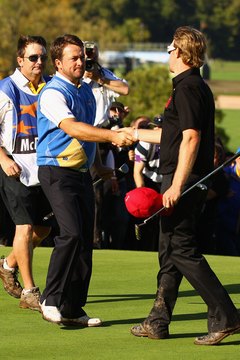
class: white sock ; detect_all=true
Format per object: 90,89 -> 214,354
3,258 -> 15,272
22,287 -> 36,294
22,288 -> 32,295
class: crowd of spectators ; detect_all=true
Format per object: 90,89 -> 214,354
0,40 -> 239,256
1,122 -> 239,255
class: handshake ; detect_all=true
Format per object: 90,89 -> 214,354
112,125 -> 161,148
111,127 -> 139,147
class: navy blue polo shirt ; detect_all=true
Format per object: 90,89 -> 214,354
160,68 -> 215,177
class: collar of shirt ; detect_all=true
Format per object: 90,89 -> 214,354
11,68 -> 46,94
172,67 -> 200,88
55,71 -> 82,88
28,81 -> 45,94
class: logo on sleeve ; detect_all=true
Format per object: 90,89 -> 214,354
165,96 -> 172,109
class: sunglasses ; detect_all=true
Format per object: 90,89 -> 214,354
24,54 -> 48,62
167,44 -> 176,54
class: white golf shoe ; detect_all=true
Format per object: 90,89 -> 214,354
40,300 -> 62,324
61,315 -> 102,327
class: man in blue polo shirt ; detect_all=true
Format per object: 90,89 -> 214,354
36,34 -> 135,326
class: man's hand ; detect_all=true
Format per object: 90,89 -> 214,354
116,127 -> 137,139
1,157 -> 22,178
84,64 -> 102,83
112,127 -> 137,147
128,149 -> 135,161
235,156 -> 240,177
163,185 -> 181,209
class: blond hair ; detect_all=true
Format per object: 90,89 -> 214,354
173,26 -> 206,68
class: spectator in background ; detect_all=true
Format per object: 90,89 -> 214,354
83,41 -> 129,127
0,35 -> 51,311
128,116 -> 151,163
224,147 -> 240,178
126,116 -> 152,250
133,116 -> 163,251
83,42 -> 130,249
101,101 -> 132,249
215,147 -> 240,255
196,139 -> 230,254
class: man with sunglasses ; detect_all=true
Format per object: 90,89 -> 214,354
0,35 -> 51,311
129,26 -> 240,345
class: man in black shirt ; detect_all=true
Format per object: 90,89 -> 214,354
130,26 -> 240,345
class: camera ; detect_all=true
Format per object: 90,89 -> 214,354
98,115 -> 122,129
153,115 -> 164,128
85,42 -> 96,71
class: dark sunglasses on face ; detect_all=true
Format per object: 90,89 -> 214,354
24,54 -> 48,62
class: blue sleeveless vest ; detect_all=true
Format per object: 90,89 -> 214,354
0,76 -> 39,154
37,76 -> 96,169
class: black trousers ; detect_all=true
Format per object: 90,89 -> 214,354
145,174 -> 239,334
38,166 -> 95,318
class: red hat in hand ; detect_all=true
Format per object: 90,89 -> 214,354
124,187 -> 173,218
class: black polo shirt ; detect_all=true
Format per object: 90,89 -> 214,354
160,68 -> 214,177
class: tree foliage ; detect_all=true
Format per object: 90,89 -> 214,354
0,0 -> 239,76
0,0 -> 77,75
120,64 -> 172,124
0,0 -> 236,142
195,0 -> 240,59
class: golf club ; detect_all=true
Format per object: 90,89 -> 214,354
135,150 -> 240,240
93,163 -> 129,186
43,163 -> 129,221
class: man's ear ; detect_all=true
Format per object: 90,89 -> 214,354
175,48 -> 181,59
55,59 -> 62,70
17,56 -> 23,67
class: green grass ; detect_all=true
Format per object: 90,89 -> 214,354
205,59 -> 240,151
220,109 -> 240,152
207,60 -> 240,95
210,60 -> 240,81
0,248 -> 240,360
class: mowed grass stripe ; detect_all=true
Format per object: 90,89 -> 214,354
0,248 -> 239,359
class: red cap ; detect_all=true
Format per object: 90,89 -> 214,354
125,187 -> 172,218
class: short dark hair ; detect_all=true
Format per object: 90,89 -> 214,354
17,35 -> 47,57
50,34 -> 83,69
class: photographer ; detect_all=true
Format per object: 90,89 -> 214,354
83,42 -> 129,126
100,102 -> 133,249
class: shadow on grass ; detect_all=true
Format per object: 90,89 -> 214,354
177,284 -> 240,298
60,322 -> 240,345
218,340 -> 240,346
88,283 -> 240,305
88,293 -> 155,304
90,312 -> 210,326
